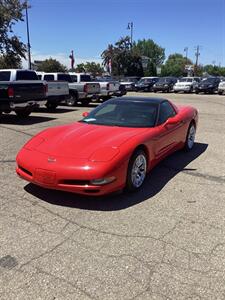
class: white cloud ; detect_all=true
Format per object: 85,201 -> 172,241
22,50 -> 103,68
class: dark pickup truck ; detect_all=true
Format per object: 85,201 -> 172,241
0,69 -> 47,117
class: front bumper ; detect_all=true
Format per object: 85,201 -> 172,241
16,149 -> 127,196
173,86 -> 192,92
153,86 -> 170,91
196,86 -> 215,93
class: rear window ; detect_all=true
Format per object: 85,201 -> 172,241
57,74 -> 72,82
43,75 -> 54,81
70,75 -> 77,82
16,71 -> 38,80
80,75 -> 91,82
0,71 -> 11,81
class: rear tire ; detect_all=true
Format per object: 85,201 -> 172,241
46,102 -> 58,111
184,123 -> 196,151
15,108 -> 32,118
126,150 -> 147,192
66,91 -> 78,106
80,99 -> 90,106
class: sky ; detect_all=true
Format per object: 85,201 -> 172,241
13,0 -> 225,68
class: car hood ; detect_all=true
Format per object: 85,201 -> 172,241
26,122 -> 148,159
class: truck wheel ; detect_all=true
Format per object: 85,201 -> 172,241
218,91 -> 223,95
46,102 -> 58,111
15,109 -> 32,118
81,99 -> 90,106
66,91 -> 78,106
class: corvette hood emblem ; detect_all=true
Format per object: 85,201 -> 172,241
48,157 -> 56,163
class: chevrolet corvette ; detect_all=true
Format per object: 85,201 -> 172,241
16,97 -> 198,196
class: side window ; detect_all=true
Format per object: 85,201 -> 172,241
157,101 -> 176,125
44,75 -> 54,81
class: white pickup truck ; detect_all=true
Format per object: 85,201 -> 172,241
65,72 -> 100,106
218,80 -> 225,95
36,72 -> 69,110
94,76 -> 120,101
69,73 -> 120,101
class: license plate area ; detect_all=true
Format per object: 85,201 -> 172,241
34,169 -> 56,185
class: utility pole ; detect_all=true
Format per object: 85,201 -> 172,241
25,2 -> 31,69
127,22 -> 133,48
195,45 -> 200,68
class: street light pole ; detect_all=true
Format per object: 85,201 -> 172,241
25,3 -> 31,69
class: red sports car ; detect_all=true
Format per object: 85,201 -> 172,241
16,97 -> 198,196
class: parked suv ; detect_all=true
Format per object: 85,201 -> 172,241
195,77 -> 221,94
153,77 -> 177,93
135,77 -> 158,92
174,77 -> 200,93
218,80 -> 225,95
120,77 -> 140,91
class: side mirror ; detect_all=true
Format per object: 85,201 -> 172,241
164,116 -> 178,126
82,112 -> 89,117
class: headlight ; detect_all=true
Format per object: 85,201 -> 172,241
164,84 -> 168,87
208,84 -> 213,87
90,176 -> 116,185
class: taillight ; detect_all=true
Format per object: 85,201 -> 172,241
8,87 -> 14,98
106,83 -> 110,90
44,84 -> 48,94
84,84 -> 88,93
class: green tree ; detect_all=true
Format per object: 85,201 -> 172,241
36,58 -> 67,72
75,63 -> 85,72
161,53 -> 193,77
84,62 -> 104,76
133,39 -> 165,76
0,53 -> 22,68
101,36 -> 143,77
202,64 -> 225,76
0,0 -> 27,68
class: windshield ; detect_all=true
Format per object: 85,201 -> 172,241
178,78 -> 193,83
80,100 -> 158,128
157,78 -> 171,83
201,78 -> 218,84
138,78 -> 154,84
16,71 -> 38,80
121,77 -> 139,83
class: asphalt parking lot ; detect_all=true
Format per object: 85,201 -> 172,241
0,92 -> 225,300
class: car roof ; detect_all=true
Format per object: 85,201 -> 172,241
108,96 -> 167,105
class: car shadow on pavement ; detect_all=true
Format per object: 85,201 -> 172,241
0,114 -> 56,125
24,142 -> 208,211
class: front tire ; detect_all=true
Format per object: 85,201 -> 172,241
126,150 -> 147,192
184,123 -> 196,151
